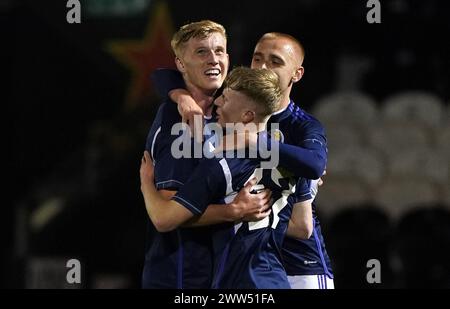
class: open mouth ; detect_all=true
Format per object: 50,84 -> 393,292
204,68 -> 221,77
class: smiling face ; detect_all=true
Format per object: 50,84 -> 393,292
251,35 -> 304,99
176,32 -> 229,94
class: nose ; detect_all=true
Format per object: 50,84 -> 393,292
253,61 -> 267,69
207,51 -> 219,65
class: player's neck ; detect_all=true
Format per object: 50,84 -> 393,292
276,93 -> 291,112
185,84 -> 215,117
253,118 -> 269,133
257,122 -> 268,132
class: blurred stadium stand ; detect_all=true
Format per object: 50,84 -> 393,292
391,207 -> 450,288
324,206 -> 394,288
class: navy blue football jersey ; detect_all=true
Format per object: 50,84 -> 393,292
142,100 -> 216,289
269,101 -> 333,278
173,131 -> 312,289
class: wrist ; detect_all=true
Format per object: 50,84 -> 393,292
227,201 -> 243,222
169,89 -> 181,102
141,180 -> 154,191
170,89 -> 190,104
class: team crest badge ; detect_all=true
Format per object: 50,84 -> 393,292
272,129 -> 285,143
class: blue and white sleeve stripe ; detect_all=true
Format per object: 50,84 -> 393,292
171,195 -> 203,216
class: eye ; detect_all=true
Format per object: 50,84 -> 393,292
197,49 -> 207,55
272,58 -> 283,65
252,56 -> 261,62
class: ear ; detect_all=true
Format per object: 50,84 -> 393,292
242,110 -> 255,124
175,57 -> 186,73
291,66 -> 304,83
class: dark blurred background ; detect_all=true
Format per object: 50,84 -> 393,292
5,0 -> 450,288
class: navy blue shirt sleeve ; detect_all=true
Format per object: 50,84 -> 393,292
144,102 -> 198,191
290,178 -> 313,204
172,159 -> 227,215
278,140 -> 327,180
271,120 -> 327,180
151,68 -> 186,99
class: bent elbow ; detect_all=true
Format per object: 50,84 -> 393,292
304,225 -> 313,239
296,230 -> 311,240
153,219 -> 176,233
311,159 -> 326,180
297,223 -> 314,240
309,167 -> 322,180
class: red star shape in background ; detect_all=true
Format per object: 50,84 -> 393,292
107,2 -> 176,109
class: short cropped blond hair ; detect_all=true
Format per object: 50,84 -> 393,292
224,66 -> 282,116
259,32 -> 305,65
171,20 -> 227,58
